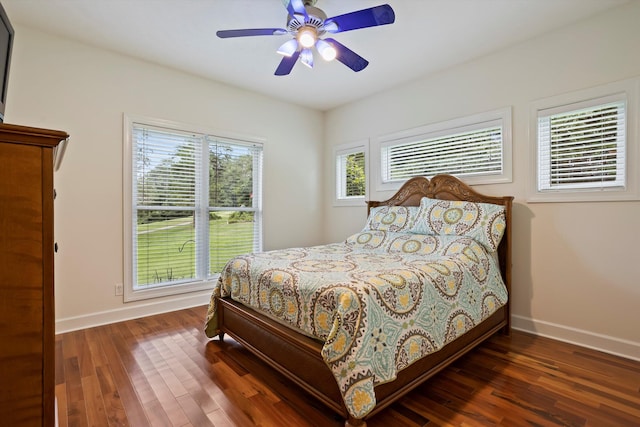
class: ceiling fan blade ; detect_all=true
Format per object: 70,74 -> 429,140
284,0 -> 308,22
217,28 -> 287,38
275,50 -> 301,76
324,4 -> 395,33
324,38 -> 369,72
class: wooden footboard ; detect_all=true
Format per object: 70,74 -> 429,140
218,297 -> 508,425
218,298 -> 345,414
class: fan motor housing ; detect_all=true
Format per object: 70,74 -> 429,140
287,3 -> 327,32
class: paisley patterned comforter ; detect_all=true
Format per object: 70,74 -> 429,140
204,230 -> 508,419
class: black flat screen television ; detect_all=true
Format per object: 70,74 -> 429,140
0,2 -> 13,123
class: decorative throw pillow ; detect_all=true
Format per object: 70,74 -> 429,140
409,197 -> 506,252
362,205 -> 418,232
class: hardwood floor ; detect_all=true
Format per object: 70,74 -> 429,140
55,305 -> 640,427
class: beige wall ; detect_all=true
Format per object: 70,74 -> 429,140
324,2 -> 640,360
6,26 -> 324,332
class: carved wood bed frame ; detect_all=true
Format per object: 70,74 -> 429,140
216,174 -> 513,426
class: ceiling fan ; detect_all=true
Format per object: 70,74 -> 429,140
216,0 -> 395,76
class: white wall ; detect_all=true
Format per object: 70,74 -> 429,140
324,2 -> 640,360
5,26 -> 324,332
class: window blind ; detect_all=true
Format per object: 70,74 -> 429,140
208,139 -> 262,274
537,100 -> 626,191
133,125 -> 202,287
381,125 -> 503,183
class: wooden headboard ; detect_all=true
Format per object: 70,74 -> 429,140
367,174 -> 513,332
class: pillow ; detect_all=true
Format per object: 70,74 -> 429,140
409,197 -> 506,252
362,205 -> 419,232
345,230 -> 388,250
387,233 -> 440,255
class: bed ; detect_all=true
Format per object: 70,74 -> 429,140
204,174 -> 513,427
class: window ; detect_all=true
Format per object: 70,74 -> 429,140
372,108 -> 512,192
529,79 -> 639,202
334,140 -> 368,206
124,116 -> 263,301
538,99 -> 625,191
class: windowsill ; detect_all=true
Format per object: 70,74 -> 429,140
124,278 -> 217,302
333,197 -> 367,207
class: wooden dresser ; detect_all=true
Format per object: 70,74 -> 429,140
0,123 -> 69,426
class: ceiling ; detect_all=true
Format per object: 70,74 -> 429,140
2,0 -> 629,111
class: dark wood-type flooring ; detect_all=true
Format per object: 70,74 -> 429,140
55,305 -> 640,426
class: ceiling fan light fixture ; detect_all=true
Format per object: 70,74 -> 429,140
300,48 -> 314,68
277,39 -> 299,57
217,2 -> 396,75
316,39 -> 336,61
297,26 -> 317,48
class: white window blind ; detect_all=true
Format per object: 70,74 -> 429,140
134,125 -> 202,287
373,108 -> 511,191
381,124 -> 503,183
126,118 -> 263,301
208,139 -> 263,274
537,100 -> 626,191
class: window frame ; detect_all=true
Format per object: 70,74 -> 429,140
528,78 -> 639,202
123,114 -> 264,302
371,107 -> 512,193
333,139 -> 369,207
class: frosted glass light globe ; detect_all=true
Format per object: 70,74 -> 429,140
297,27 -> 317,48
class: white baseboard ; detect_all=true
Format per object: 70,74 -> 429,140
511,314 -> 640,362
55,291 -> 211,334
